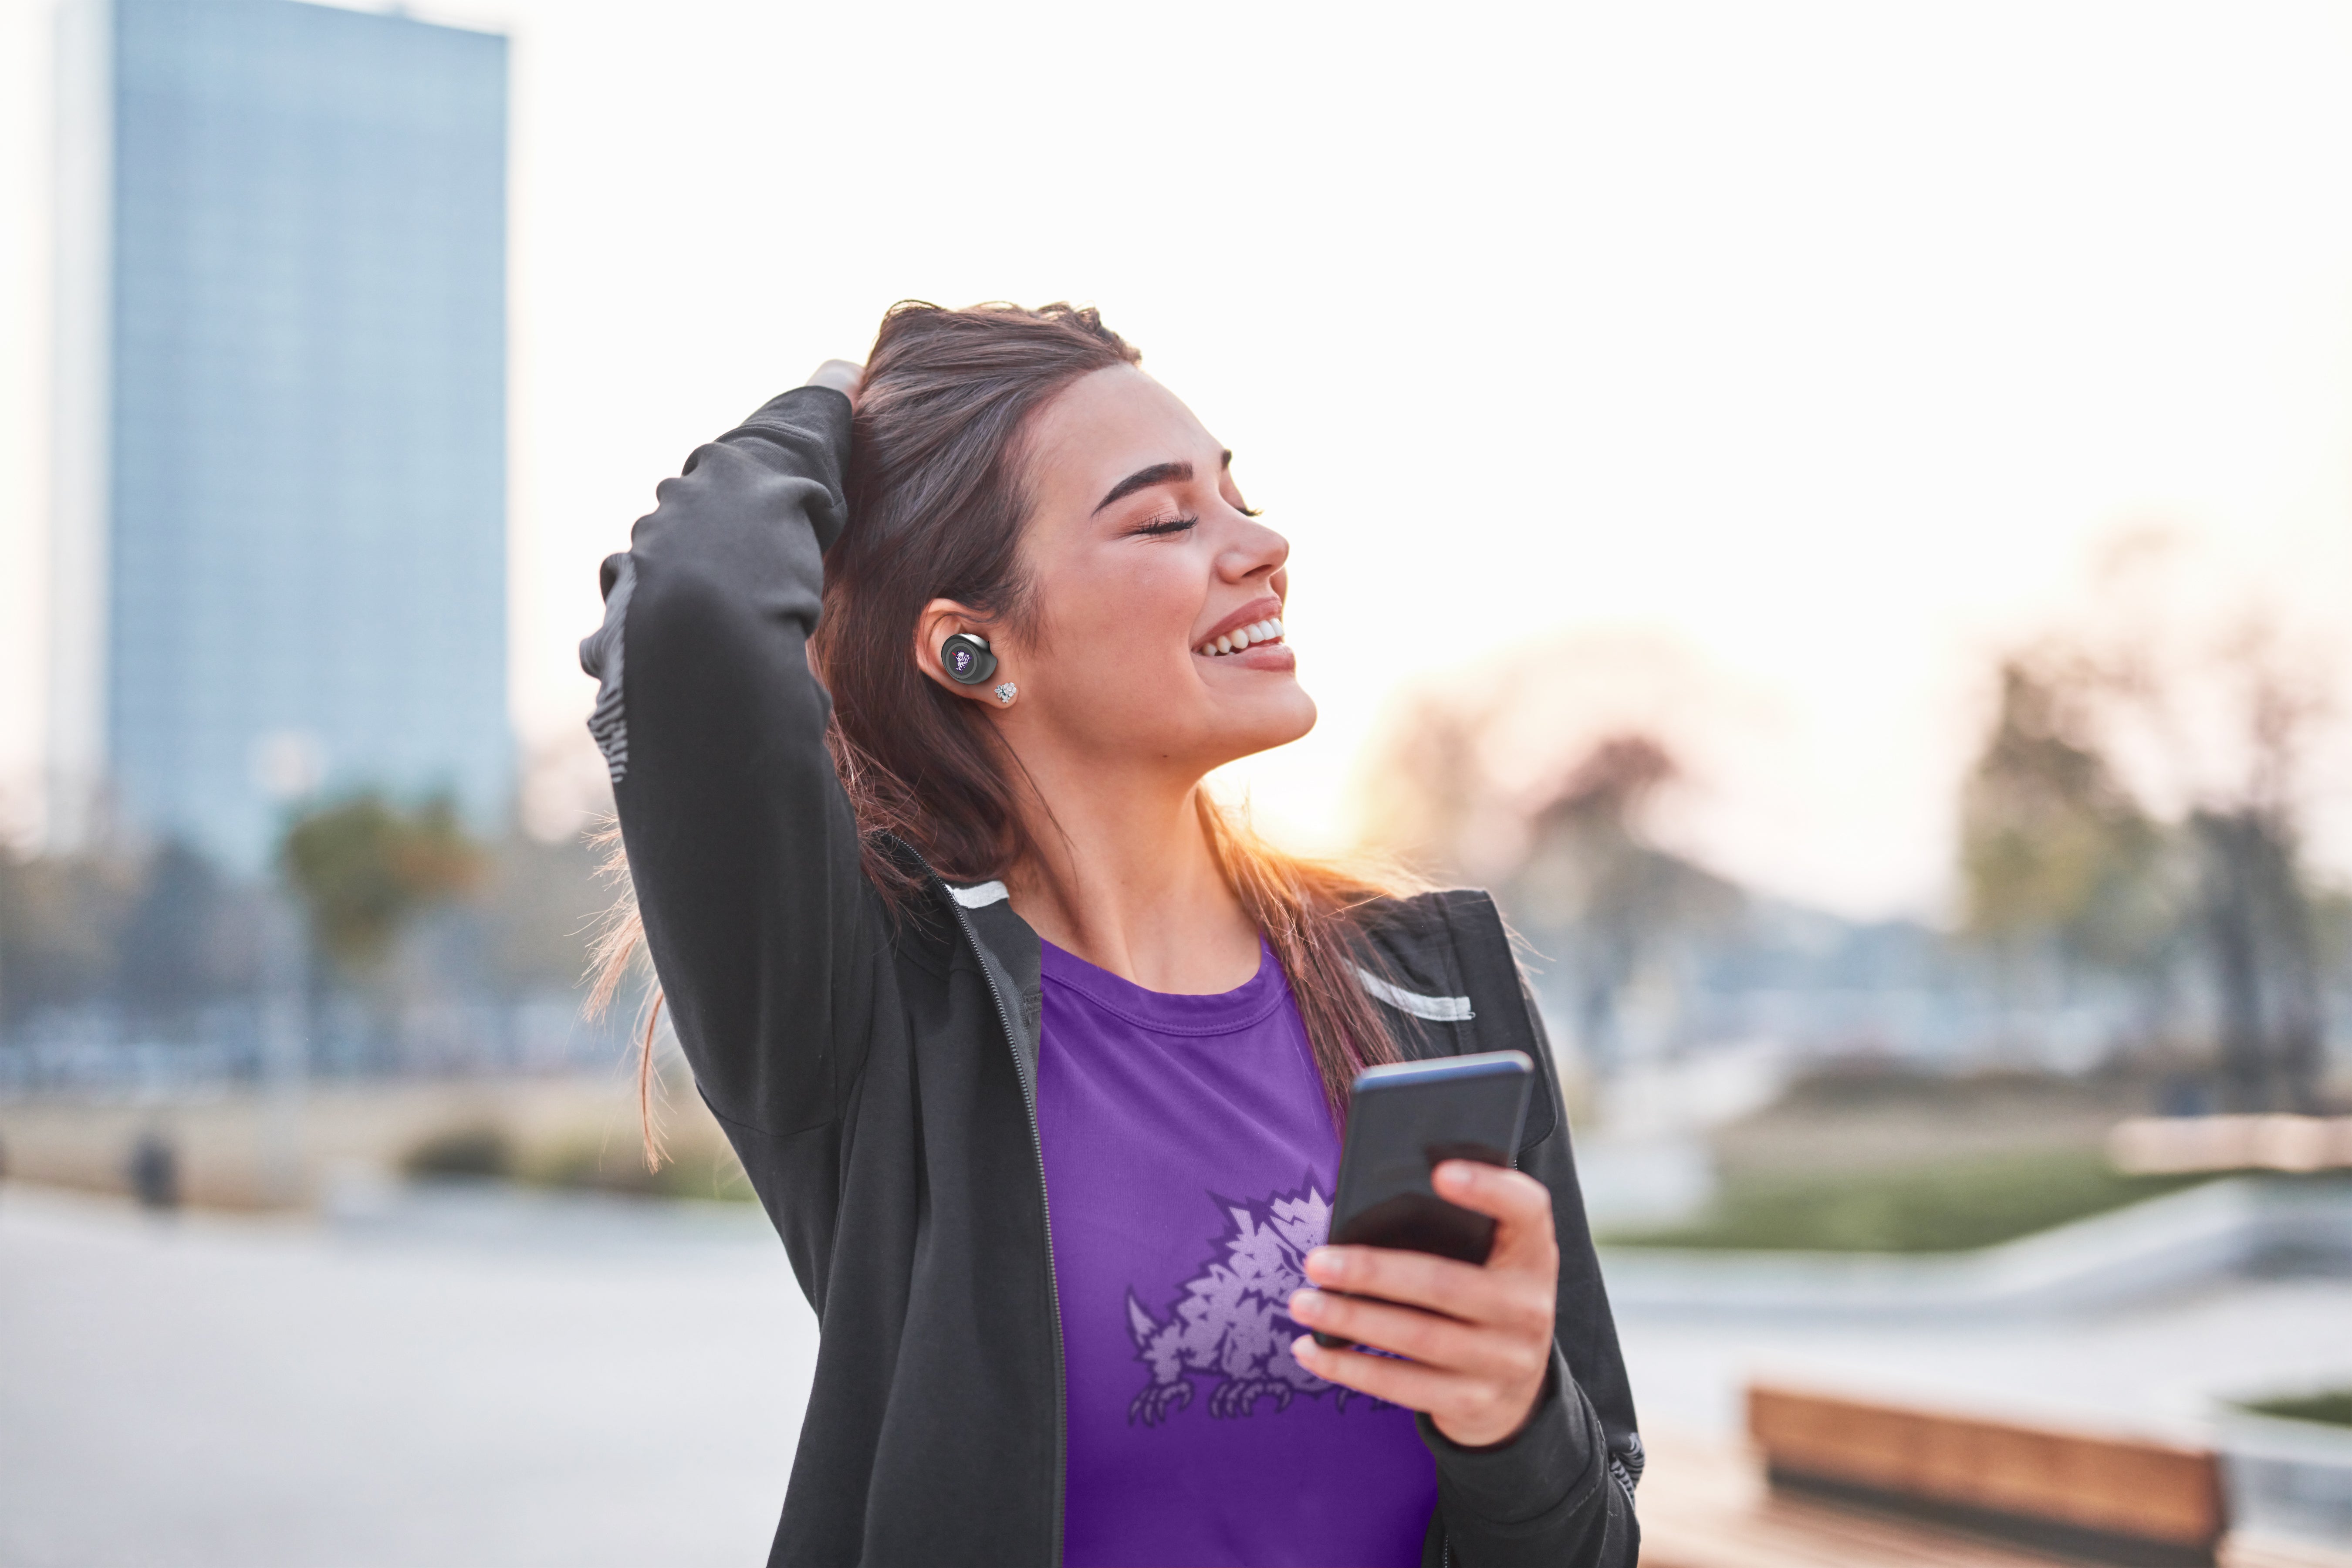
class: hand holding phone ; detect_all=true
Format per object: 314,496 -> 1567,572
1309,1050 -> 1533,1349
1287,1049 -> 1560,1447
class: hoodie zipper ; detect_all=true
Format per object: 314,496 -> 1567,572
936,878 -> 1068,1568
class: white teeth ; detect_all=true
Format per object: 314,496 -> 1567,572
1196,618 -> 1288,657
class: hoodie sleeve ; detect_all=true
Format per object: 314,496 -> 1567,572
1417,1348 -> 1639,1567
580,385 -> 885,1140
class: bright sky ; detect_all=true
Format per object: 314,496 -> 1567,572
4,0 -> 2350,918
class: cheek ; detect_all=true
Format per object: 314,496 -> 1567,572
1036,556 -> 1201,679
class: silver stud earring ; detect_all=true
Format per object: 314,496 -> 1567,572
993,681 -> 1018,707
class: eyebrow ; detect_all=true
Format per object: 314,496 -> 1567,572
1089,451 -> 1236,516
1092,460 -> 1190,516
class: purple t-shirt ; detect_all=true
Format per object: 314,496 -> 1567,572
1036,937 -> 1438,1568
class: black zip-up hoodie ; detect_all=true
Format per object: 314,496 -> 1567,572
581,385 -> 1643,1566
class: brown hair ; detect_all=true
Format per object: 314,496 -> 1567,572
593,302 -> 1411,1162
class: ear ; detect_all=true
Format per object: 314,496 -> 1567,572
914,598 -> 1010,703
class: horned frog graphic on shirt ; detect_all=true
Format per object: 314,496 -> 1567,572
1124,1180 -> 1387,1425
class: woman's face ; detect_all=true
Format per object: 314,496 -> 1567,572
973,362 -> 1315,779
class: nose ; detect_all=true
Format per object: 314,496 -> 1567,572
1218,513 -> 1289,585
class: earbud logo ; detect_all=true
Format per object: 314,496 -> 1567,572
941,632 -> 995,686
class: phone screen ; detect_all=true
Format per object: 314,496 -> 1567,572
1310,1050 -> 1534,1349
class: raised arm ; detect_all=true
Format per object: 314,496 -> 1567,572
580,376 -> 883,1140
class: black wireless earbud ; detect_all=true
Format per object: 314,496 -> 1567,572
939,632 -> 998,686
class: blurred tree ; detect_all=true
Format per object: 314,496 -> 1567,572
1353,686 -> 1506,883
2176,646 -> 2332,1111
113,841 -> 262,1027
1960,656 -> 2176,979
2190,808 -> 2322,1110
1355,645 -> 1752,1075
1504,736 -> 1743,1073
475,832 -> 605,994
2,802 -> 606,1075
1963,589 -> 2339,1109
280,795 -> 485,981
0,848 -> 138,1032
1359,675 -> 1741,1068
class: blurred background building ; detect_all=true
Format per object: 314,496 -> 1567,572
50,0 -> 509,870
6,0 -> 614,1108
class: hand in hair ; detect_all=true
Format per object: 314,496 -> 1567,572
1287,1161 -> 1561,1449
804,358 -> 865,406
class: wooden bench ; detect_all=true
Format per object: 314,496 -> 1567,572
1639,1419 -> 2350,1568
1746,1384 -> 2224,1566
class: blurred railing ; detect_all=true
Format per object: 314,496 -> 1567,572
0,991 -> 634,1099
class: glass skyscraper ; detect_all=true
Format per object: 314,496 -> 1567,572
51,0 -> 509,873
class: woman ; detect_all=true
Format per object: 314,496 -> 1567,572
582,302 -> 1641,1567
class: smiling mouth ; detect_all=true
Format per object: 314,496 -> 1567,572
1194,617 -> 1286,658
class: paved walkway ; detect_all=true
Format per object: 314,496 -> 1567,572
0,1185 -> 813,1568
6,1181 -> 2350,1566
1619,1273 -> 2352,1445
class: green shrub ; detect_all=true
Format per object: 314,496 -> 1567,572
2243,1391 -> 2352,1429
522,1134 -> 755,1203
1602,1148 -> 2210,1253
400,1124 -> 513,1179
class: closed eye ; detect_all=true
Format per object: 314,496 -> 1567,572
1129,513 -> 1199,538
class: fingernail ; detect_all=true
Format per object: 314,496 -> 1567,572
1289,1289 -> 1322,1321
1310,1248 -> 1347,1283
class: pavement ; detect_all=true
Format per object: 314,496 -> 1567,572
6,1179 -> 2351,1567
0,1184 -> 811,1568
1620,1271 -> 2352,1446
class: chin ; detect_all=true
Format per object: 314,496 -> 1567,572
1220,686 -> 1318,758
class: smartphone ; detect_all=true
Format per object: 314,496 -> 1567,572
1309,1050 -> 1535,1350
